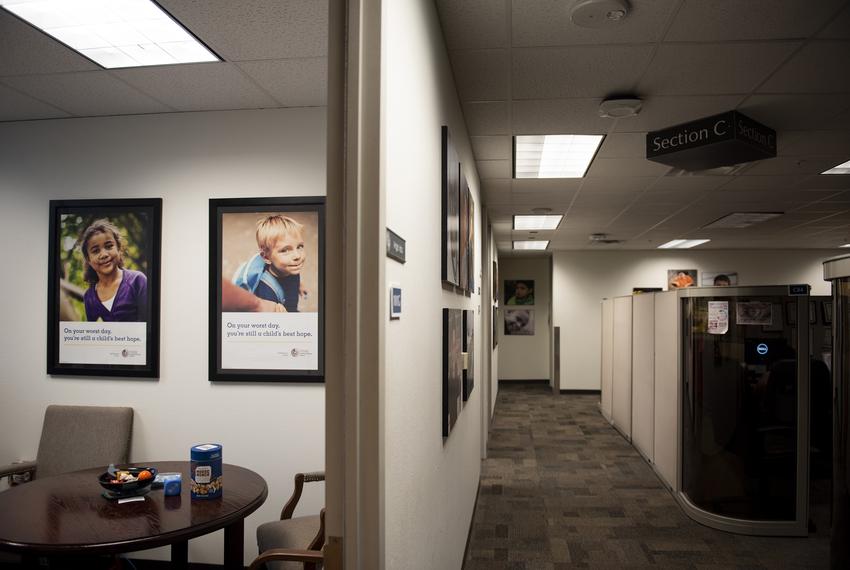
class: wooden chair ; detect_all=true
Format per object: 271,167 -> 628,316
251,471 -> 325,570
0,405 -> 133,484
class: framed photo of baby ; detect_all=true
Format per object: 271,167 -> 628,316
47,199 -> 162,377
210,197 -> 325,382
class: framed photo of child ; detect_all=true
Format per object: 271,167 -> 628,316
47,199 -> 162,377
210,197 -> 325,382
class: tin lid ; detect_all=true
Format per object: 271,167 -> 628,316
191,443 -> 222,460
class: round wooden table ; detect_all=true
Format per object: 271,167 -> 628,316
0,461 -> 267,569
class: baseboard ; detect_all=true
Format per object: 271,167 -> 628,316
498,379 -> 549,384
461,478 -> 482,570
128,561 -> 235,570
559,389 -> 601,395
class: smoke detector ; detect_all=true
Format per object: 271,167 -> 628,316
598,97 -> 642,118
571,0 -> 631,28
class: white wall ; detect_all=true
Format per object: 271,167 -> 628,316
552,250 -> 834,390
0,108 -> 326,566
382,0 -> 482,568
497,256 -> 551,380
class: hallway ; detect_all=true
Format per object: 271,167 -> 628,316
464,383 -> 828,569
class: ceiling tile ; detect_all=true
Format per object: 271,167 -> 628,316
798,174 -> 850,190
664,0 -> 845,41
435,0 -> 508,49
760,41 -> 850,93
114,63 -> 277,111
779,130 -> 850,156
614,95 -> 745,133
638,42 -> 800,95
819,4 -> 850,39
451,49 -> 510,101
0,12 -> 99,76
718,174 -> 810,190
596,133 -> 647,158
237,58 -> 326,107
744,155 -> 845,176
512,0 -> 678,47
512,46 -> 654,99
476,159 -> 511,179
586,157 -> 671,177
648,175 -> 731,192
512,99 -> 612,135
580,176 -> 656,193
471,135 -> 511,160
512,178 -> 582,194
462,101 -> 510,135
739,93 -> 850,130
2,71 -> 172,116
0,81 -> 68,121
483,179 -> 512,204
157,0 -> 327,61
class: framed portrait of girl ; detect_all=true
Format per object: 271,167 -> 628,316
47,199 -> 162,377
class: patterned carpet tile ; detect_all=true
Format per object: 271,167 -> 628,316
464,383 -> 829,569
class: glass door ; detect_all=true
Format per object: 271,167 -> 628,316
679,286 -> 809,536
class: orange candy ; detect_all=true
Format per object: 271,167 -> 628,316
137,470 -> 153,481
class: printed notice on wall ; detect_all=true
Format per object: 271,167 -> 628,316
708,301 -> 729,335
221,312 -> 318,370
59,321 -> 147,365
736,301 -> 773,326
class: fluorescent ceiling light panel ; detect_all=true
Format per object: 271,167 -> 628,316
823,159 -> 850,175
514,134 -> 604,178
513,215 -> 563,230
513,240 -> 549,251
702,212 -> 783,229
841,244 -> 850,248
0,0 -> 219,68
657,239 -> 710,249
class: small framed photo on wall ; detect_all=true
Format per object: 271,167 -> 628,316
210,197 -> 325,382
47,199 -> 162,377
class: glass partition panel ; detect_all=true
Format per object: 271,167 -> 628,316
682,293 -> 799,521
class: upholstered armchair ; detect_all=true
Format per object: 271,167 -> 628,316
0,405 -> 133,484
251,471 -> 325,570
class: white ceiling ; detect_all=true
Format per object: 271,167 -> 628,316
0,0 -> 328,121
436,0 -> 850,251
1,1 -> 849,252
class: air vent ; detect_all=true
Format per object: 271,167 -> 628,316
589,233 -> 622,245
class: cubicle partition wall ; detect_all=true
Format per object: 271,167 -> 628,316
600,298 -> 614,422
653,291 -> 679,491
631,293 -> 655,461
612,296 -> 633,439
599,286 -> 827,536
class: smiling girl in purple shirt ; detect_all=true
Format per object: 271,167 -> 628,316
79,219 -> 148,323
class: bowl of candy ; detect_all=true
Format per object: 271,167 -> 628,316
98,465 -> 158,496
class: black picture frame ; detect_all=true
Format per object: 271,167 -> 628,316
442,308 -> 463,437
47,199 -> 162,378
441,126 -> 461,287
462,309 -> 474,401
810,301 -> 817,325
209,197 -> 325,382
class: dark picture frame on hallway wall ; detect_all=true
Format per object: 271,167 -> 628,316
441,126 -> 461,287
443,308 -> 463,437
209,197 -> 325,383
504,280 -> 535,305
504,308 -> 534,336
463,309 -> 474,401
459,171 -> 469,290
466,183 -> 475,293
47,198 -> 162,378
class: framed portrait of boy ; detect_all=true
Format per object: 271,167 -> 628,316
209,197 -> 325,382
47,199 -> 162,377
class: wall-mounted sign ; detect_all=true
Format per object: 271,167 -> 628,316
389,284 -> 402,319
788,284 -> 810,296
386,228 -> 406,263
646,111 -> 776,171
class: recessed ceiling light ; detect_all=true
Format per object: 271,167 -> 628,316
571,0 -> 630,28
514,134 -> 604,178
0,0 -> 219,68
513,240 -> 549,251
702,212 -> 783,229
657,239 -> 710,249
823,159 -> 850,175
513,215 -> 563,230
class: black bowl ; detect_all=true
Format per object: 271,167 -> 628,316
98,466 -> 158,495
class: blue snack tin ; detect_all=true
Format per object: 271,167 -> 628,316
190,443 -> 222,499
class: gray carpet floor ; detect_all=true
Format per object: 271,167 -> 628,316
464,382 -> 829,569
